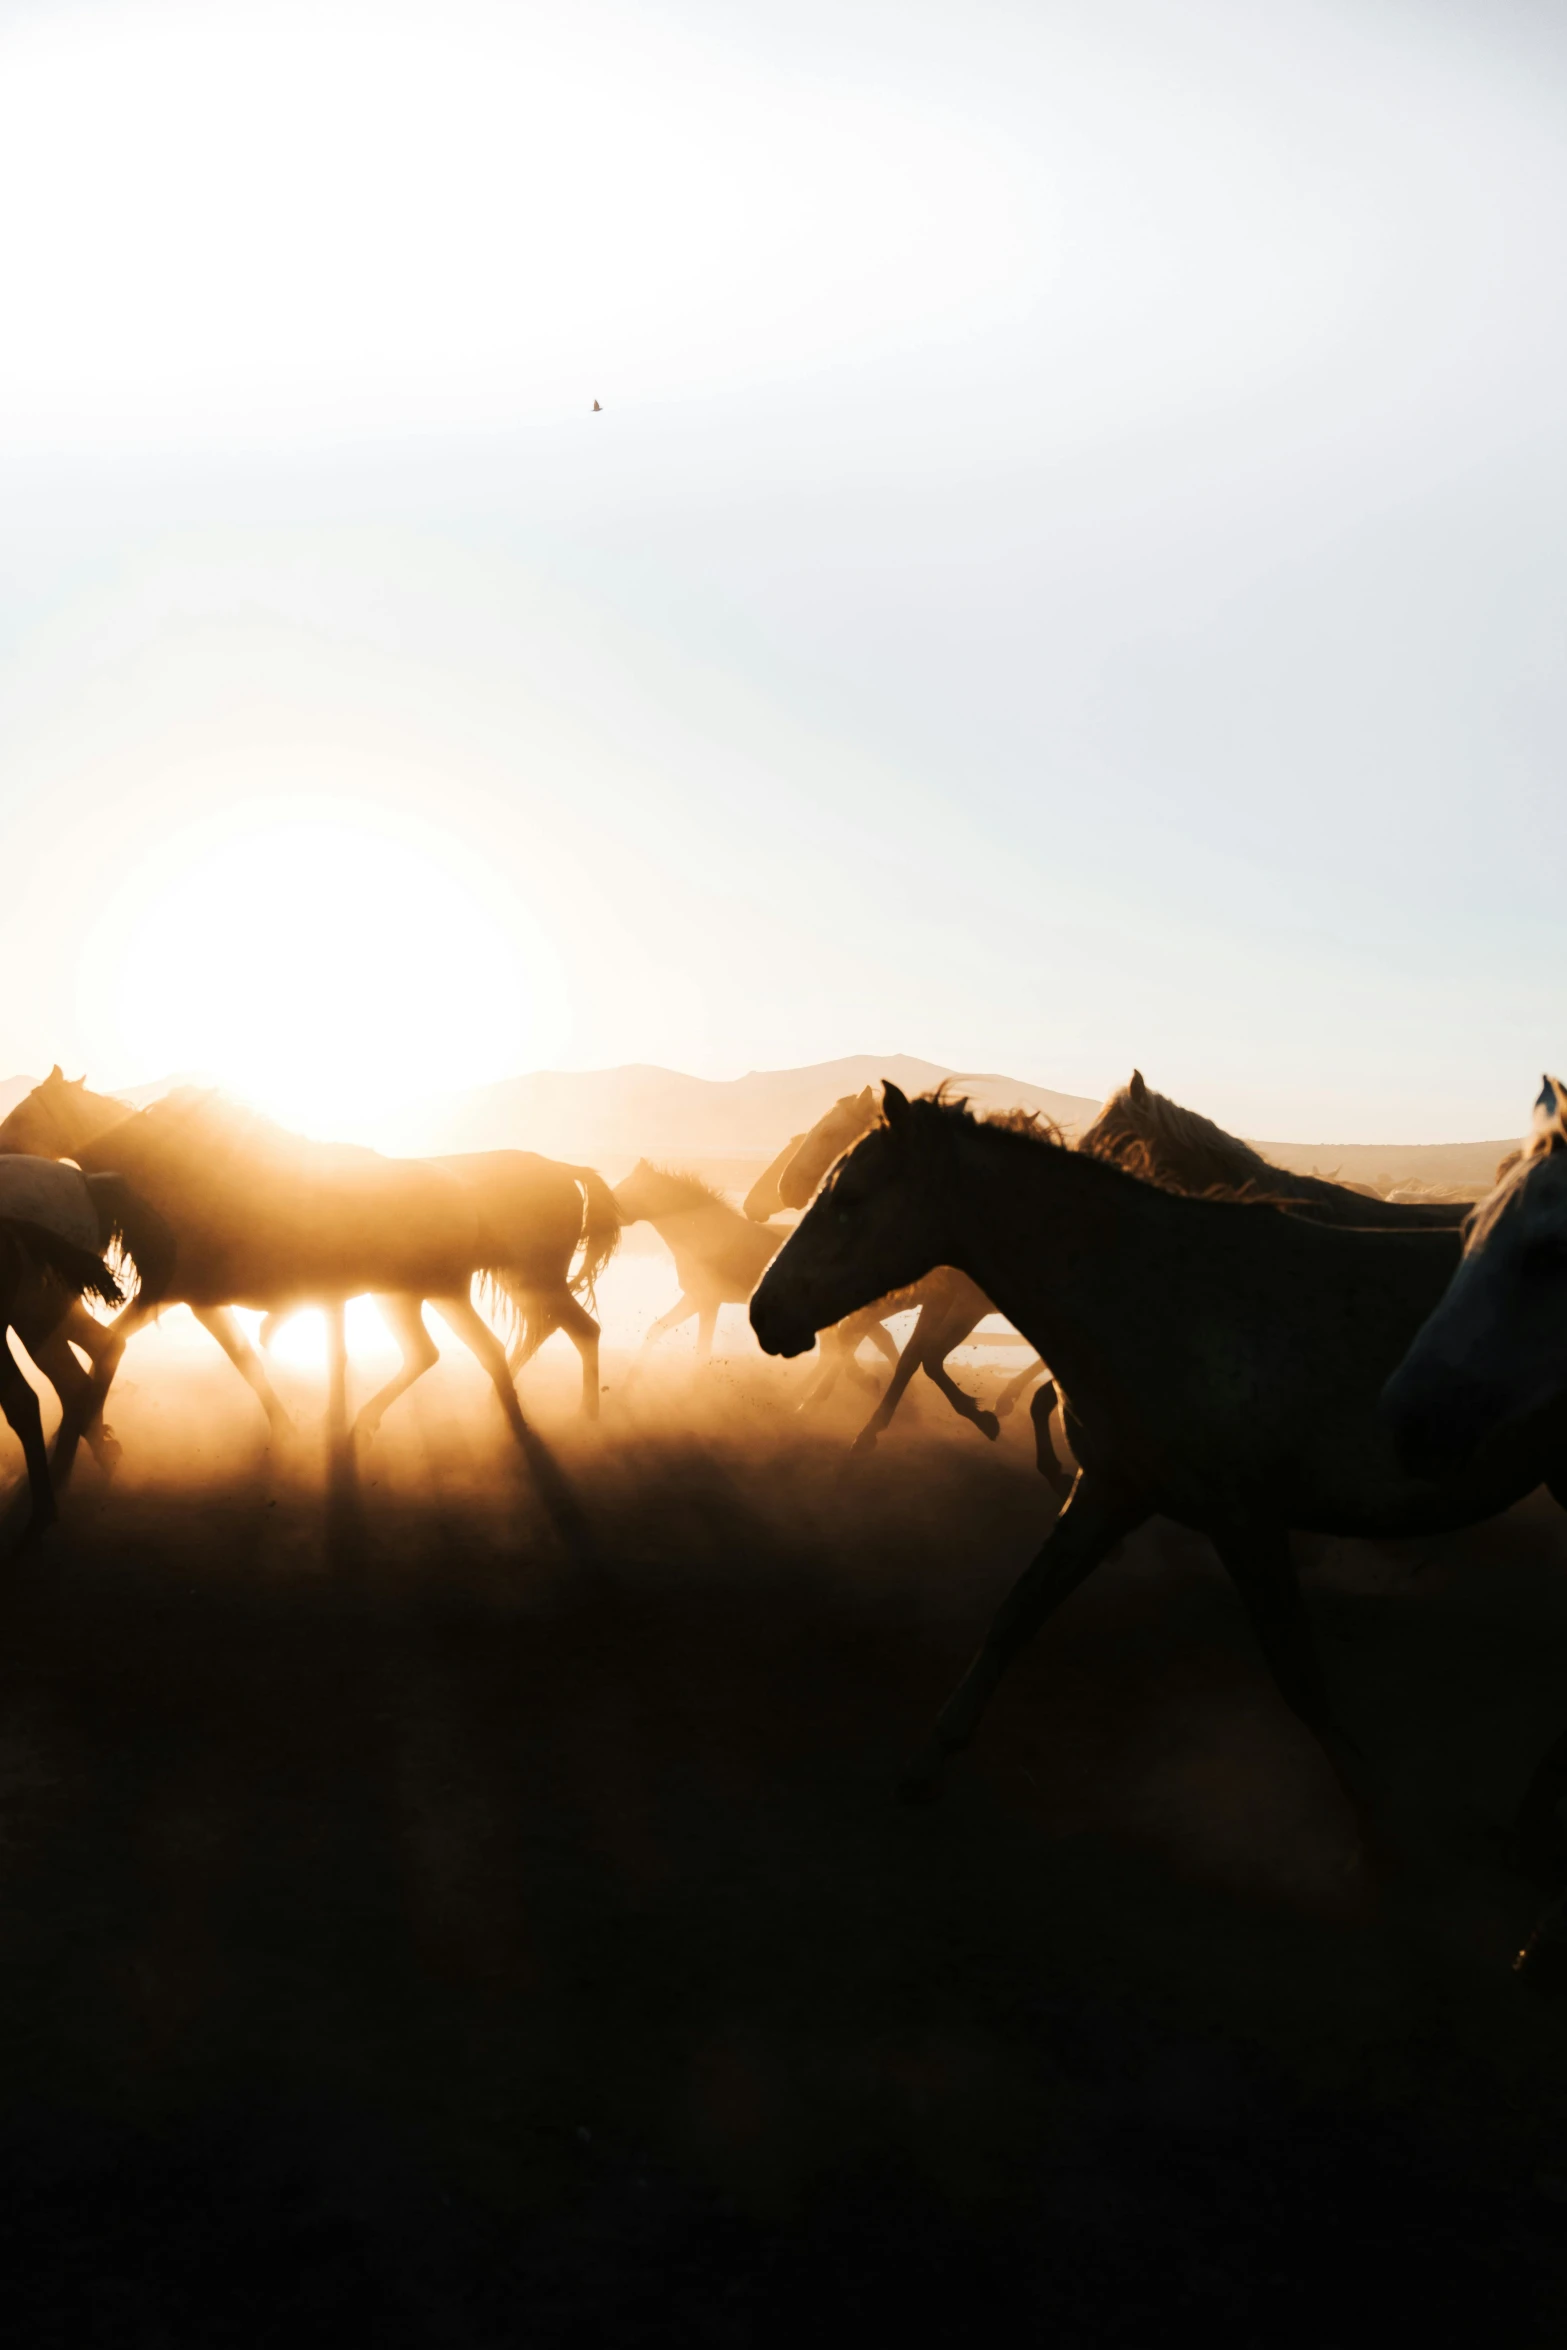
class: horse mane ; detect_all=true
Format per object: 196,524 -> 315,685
644,1163 -> 731,1208
1077,1072 -> 1274,1195
926,1082 -> 1065,1146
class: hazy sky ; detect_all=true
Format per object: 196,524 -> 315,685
2,0 -> 1565,1139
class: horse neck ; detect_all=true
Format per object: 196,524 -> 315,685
789,1105 -> 874,1197
51,1087 -> 132,1158
941,1127 -> 1180,1391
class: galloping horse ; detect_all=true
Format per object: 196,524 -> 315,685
611,1159 -> 900,1392
1380,1075 -> 1567,1933
1,1073 -> 620,1442
757,1090 -> 1030,1452
0,1074 -> 560,1469
0,1155 -> 171,1537
1076,1068 -> 1470,1227
750,1086 -> 1567,1906
260,1150 -> 620,1426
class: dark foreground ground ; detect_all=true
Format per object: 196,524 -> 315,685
5,1338 -> 1567,2344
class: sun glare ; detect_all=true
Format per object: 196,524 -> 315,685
80,807 -> 565,1140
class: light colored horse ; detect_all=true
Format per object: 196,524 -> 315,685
1077,1068 -> 1472,1227
613,1161 -> 790,1364
0,1075 -> 553,1471
259,1150 -> 620,1425
1,1073 -> 621,1444
1383,1077 -> 1567,1477
0,1156 -> 169,1538
750,1085 -> 1567,1925
611,1159 -> 898,1387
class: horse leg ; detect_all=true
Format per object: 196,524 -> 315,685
19,1314 -> 122,1475
996,1360 -> 1052,1422
642,1294 -> 700,1348
429,1291 -> 536,1448
900,1476 -> 1147,1800
352,1294 -> 438,1445
190,1306 -> 296,1440
849,1326 -> 929,1453
0,1335 -> 55,1541
1030,1382 -> 1075,1498
325,1302 -> 349,1447
1211,1521 -> 1374,1837
921,1348 -> 1000,1442
53,1292 -> 157,1488
550,1291 -> 602,1418
695,1301 -> 719,1365
796,1329 -> 846,1412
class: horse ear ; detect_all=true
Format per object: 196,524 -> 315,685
1537,1076 -> 1567,1138
1129,1069 -> 1147,1102
70,1074 -> 86,1089
48,1064 -> 63,1082
882,1081 -> 912,1133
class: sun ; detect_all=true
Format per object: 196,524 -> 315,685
81,804 -> 565,1140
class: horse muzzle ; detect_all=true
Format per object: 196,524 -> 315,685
749,1290 -> 814,1359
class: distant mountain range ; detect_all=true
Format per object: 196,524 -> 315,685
0,1058 -> 1516,1193
395,1055 -> 1102,1164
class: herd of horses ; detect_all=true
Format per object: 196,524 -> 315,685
3,1057 -> 1567,1978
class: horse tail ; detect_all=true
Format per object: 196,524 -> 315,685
564,1167 -> 621,1308
0,1216 -> 123,1310
81,1173 -> 177,1311
473,1269 -> 527,1357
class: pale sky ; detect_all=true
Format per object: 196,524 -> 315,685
2,0 -> 1564,1140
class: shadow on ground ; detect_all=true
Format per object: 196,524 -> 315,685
2,1351 -> 1567,2343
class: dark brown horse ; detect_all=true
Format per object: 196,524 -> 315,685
1383,1077 -> 1567,1476
750,1087 -> 1567,1879
757,1091 -> 1028,1451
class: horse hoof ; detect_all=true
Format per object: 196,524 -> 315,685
975,1411 -> 1001,1442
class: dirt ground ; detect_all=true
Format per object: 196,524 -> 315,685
4,1327 -> 1567,2344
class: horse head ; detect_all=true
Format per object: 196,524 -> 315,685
1383,1075 -> 1567,1475
752,1083 -> 948,1357
776,1086 -> 880,1212
0,1066 -> 102,1159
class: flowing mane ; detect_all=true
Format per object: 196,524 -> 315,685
1077,1070 -> 1276,1195
637,1163 -> 732,1210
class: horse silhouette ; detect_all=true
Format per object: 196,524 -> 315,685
752,1084 -> 1567,1854
0,1073 -> 600,1474
611,1159 -> 900,1389
0,1154 -> 171,1539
